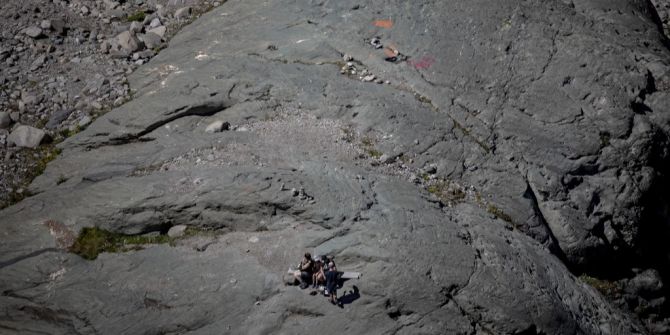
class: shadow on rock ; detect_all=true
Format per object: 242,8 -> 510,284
338,285 -> 360,306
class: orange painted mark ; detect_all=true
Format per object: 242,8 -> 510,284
373,19 -> 393,28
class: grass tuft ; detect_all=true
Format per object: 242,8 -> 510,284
487,204 -> 513,223
427,180 -> 466,205
360,136 -> 383,159
126,11 -> 146,22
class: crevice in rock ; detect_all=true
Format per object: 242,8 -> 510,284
0,248 -> 62,270
631,70 -> 657,115
645,0 -> 670,49
83,97 -> 235,149
522,180 -> 569,264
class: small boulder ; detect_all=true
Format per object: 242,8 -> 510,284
167,225 -> 188,238
78,115 -> 92,127
116,31 -> 144,54
205,120 -> 230,133
46,110 -> 73,129
626,269 -> 664,298
148,26 -> 166,38
129,21 -> 143,34
149,18 -> 162,28
139,32 -> 162,49
174,7 -> 191,19
24,26 -> 44,38
0,112 -> 11,129
8,125 -> 47,148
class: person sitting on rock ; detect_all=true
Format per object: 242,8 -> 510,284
325,262 -> 340,305
293,252 -> 313,289
312,258 -> 324,288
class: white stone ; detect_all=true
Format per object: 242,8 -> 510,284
205,120 -> 230,133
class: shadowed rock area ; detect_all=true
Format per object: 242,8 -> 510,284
2,0 -> 670,333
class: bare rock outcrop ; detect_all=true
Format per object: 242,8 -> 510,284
2,0 -> 670,333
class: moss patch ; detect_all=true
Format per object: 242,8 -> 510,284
579,274 -> 620,297
70,226 -> 222,260
70,227 -> 172,260
599,131 -> 611,148
59,125 -> 82,139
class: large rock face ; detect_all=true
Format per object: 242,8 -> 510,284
1,0 -> 669,333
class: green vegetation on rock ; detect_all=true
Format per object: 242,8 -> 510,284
70,227 -> 172,260
361,136 -> 383,159
487,204 -> 514,224
126,11 -> 146,22
427,179 -> 466,205
0,146 -> 62,209
70,226 -> 221,260
579,274 -> 620,298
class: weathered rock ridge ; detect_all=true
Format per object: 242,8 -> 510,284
2,0 -> 670,333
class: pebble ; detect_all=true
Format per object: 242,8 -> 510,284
370,37 -> 383,49
362,75 -> 376,82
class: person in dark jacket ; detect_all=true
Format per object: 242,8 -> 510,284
325,262 -> 339,305
293,252 -> 313,289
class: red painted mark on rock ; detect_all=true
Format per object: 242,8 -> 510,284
373,19 -> 393,29
408,56 -> 435,70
